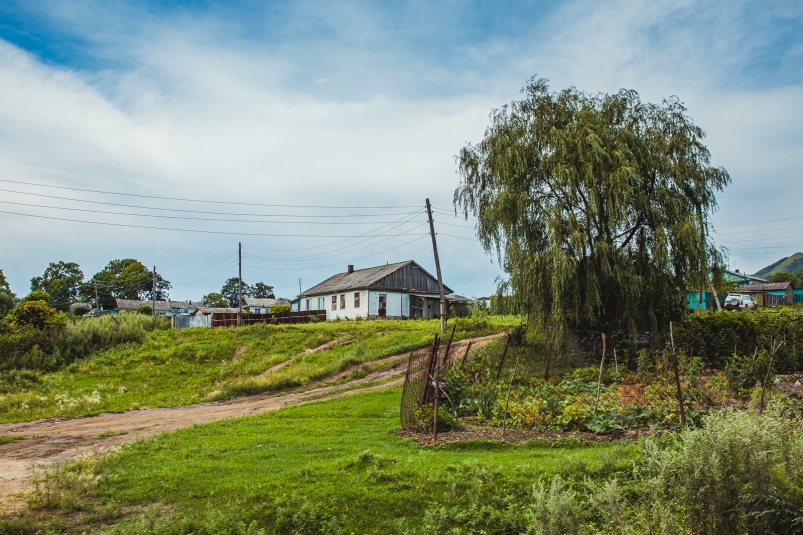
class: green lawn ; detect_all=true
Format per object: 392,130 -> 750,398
0,317 -> 516,424
11,386 -> 636,534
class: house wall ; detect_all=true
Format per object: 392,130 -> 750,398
299,290 -> 369,320
371,263 -> 443,293
367,291 -> 410,318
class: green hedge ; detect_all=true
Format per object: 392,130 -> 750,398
674,308 -> 803,372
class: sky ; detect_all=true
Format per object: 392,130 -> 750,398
0,0 -> 801,302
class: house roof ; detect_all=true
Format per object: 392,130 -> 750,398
724,270 -> 766,283
115,299 -> 198,311
69,302 -> 90,311
299,261 -> 452,297
737,282 -> 793,292
241,298 -> 290,307
196,307 -> 240,314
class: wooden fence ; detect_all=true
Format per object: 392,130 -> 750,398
210,310 -> 326,327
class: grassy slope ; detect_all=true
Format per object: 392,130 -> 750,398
754,252 -> 803,278
0,317 -> 516,424
16,387 -> 636,534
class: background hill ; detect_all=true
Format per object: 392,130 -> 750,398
754,252 -> 803,278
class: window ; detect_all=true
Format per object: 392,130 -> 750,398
318,297 -> 325,310
354,292 -> 360,308
305,299 -> 311,311
340,294 -> 346,309
331,295 -> 337,311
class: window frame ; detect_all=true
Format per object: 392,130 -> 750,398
354,292 -> 360,308
331,295 -> 337,311
340,294 -> 346,309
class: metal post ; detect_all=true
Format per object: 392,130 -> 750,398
152,266 -> 156,317
432,346 -> 440,445
238,242 -> 243,327
593,333 -> 607,413
495,334 -> 510,381
425,198 -> 447,333
502,351 -> 521,437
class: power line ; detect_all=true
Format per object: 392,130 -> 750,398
0,209 -> 430,238
0,179 -> 421,209
0,187 -> 421,218
437,233 -> 480,242
242,234 -> 429,272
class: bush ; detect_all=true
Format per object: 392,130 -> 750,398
270,305 -> 291,314
6,300 -> 66,329
137,304 -> 153,315
0,313 -> 170,371
640,410 -> 803,535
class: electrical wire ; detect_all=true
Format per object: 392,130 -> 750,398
0,199 -> 423,225
0,209 -> 429,238
0,187 -> 421,218
0,179 -> 421,209
437,233 -> 480,242
242,234 -> 429,272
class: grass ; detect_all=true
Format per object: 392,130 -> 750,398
0,434 -> 24,445
0,317 -> 517,424
6,386 -> 637,534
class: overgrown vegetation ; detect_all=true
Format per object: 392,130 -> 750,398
3,388 -> 801,534
0,316 -> 515,423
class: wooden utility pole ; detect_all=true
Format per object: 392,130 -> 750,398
238,242 -> 243,327
94,282 -> 99,312
152,266 -> 156,317
425,198 -> 447,333
709,282 -> 722,312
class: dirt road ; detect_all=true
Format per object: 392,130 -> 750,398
0,333 -> 503,513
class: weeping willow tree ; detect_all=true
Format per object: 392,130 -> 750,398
455,78 -> 730,335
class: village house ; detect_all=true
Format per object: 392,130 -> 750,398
295,261 -> 467,321
114,299 -> 198,316
736,281 -> 795,307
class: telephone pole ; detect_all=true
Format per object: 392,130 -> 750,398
94,282 -> 99,313
425,198 -> 447,333
152,266 -> 156,317
238,242 -> 243,327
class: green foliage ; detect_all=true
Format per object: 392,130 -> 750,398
455,77 -> 729,336
0,317 -> 515,423
0,268 -> 17,315
0,312 -> 169,372
674,307 -> 803,371
220,279 -> 275,307
6,300 -> 66,329
769,267 -> 803,289
137,305 -> 153,315
270,305 -> 290,314
18,290 -> 51,305
201,292 -> 228,308
640,410 -> 803,535
30,261 -> 84,311
0,434 -> 24,445
85,260 -> 170,310
409,404 -> 463,433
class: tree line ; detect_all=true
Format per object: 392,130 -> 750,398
0,261 -> 276,315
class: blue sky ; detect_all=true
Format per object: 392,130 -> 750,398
1,0 -> 802,301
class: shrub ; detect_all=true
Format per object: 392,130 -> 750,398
640,410 -> 803,535
137,304 -> 153,315
270,305 -> 291,314
6,300 -> 66,329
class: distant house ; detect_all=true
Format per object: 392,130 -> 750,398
723,269 -> 766,286
69,302 -> 91,314
240,298 -> 290,314
737,282 -> 795,307
114,299 -> 198,316
194,307 -> 240,316
297,261 -> 460,321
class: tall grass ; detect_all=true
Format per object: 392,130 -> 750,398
0,313 -> 169,371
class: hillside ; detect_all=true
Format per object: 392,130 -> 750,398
754,252 -> 803,278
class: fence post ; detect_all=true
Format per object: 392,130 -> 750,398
502,351 -> 521,437
432,346 -> 440,445
593,333 -> 607,414
495,334 -> 511,381
460,341 -> 472,368
443,323 -> 456,364
669,322 -> 687,428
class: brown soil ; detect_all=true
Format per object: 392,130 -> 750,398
397,419 -> 664,445
231,345 -> 247,361
0,332 -> 504,514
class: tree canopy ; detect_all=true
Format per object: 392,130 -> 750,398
84,259 -> 170,310
769,268 -> 803,289
0,269 -> 16,316
202,292 -> 229,308
30,261 -> 84,310
455,78 -> 730,335
220,278 -> 274,307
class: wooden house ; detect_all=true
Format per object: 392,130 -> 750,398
736,281 -> 795,307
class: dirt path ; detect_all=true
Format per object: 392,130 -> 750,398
0,333 -> 503,513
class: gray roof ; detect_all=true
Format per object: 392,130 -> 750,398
115,299 -> 198,311
446,294 -> 473,304
70,302 -> 91,311
737,282 -> 794,292
241,298 -> 290,307
299,260 -> 451,297
196,307 -> 240,314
